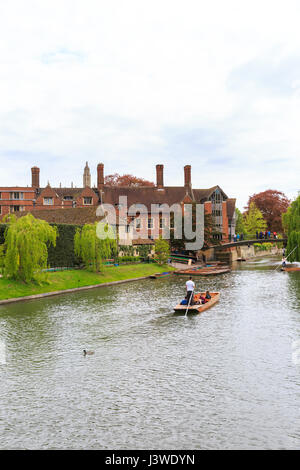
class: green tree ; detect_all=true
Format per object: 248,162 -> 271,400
244,202 -> 267,235
282,195 -> 300,262
235,208 -> 247,235
154,236 -> 170,265
1,213 -> 57,283
74,222 -> 117,272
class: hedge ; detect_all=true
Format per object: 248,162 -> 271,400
0,223 -> 82,268
0,223 -> 155,268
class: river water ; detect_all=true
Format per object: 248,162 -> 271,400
0,257 -> 299,450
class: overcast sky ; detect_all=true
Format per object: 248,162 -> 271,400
0,0 -> 300,209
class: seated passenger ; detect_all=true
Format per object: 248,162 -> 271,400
205,291 -> 211,299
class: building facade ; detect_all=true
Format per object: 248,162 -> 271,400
0,163 -> 236,245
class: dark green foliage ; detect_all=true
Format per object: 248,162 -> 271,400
47,224 -> 83,268
1,222 -> 81,268
282,195 -> 300,262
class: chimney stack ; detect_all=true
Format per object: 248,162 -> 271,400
97,163 -> 104,190
156,164 -> 164,188
31,166 -> 40,189
184,165 -> 191,189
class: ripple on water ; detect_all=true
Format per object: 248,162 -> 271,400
0,261 -> 299,449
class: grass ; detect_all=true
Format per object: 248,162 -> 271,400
0,263 -> 175,301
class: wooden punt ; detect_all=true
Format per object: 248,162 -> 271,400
149,271 -> 174,279
174,292 -> 220,314
280,267 -> 300,272
174,267 -> 230,276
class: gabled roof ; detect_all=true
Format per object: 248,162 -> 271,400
226,198 -> 236,220
193,186 -> 228,202
103,186 -> 191,209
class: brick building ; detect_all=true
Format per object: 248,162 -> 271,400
0,162 -> 236,244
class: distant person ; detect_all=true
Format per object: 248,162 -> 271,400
282,257 -> 287,267
256,231 -> 259,239
240,233 -> 244,241
186,276 -> 195,305
236,233 -> 240,241
205,290 -> 211,299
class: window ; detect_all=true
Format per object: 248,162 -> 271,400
10,192 -> 24,200
43,197 -> 53,205
83,197 -> 92,205
148,218 -> 153,229
63,196 -> 73,201
135,218 -> 141,229
125,225 -> 130,233
0,193 -> 2,200
160,218 -> 166,229
9,206 -> 25,213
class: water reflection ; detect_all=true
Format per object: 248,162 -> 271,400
0,258 -> 299,449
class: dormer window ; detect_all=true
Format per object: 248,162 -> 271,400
83,197 -> 92,205
43,197 -> 53,205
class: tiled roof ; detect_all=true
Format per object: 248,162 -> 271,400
18,207 -> 104,225
226,198 -> 236,220
102,186 -> 190,209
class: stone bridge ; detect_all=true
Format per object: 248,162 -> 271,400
213,238 -> 287,250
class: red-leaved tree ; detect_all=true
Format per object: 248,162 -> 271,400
104,173 -> 155,187
245,190 -> 291,232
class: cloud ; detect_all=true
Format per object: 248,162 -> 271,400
0,0 -> 299,209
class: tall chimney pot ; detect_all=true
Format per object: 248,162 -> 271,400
97,163 -> 104,190
31,166 -> 40,189
156,164 -> 164,188
184,165 -> 191,189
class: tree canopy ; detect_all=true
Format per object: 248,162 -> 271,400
282,195 -> 300,262
104,173 -> 155,187
154,236 -> 170,265
244,202 -> 267,234
246,190 -> 290,232
74,222 -> 117,272
235,208 -> 247,235
0,213 -> 57,283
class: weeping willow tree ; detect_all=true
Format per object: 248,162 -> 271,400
282,195 -> 300,262
1,213 -> 57,282
74,222 -> 118,272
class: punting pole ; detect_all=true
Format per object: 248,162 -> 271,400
274,245 -> 298,271
185,289 -> 194,317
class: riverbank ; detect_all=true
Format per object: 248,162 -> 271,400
0,264 -> 175,302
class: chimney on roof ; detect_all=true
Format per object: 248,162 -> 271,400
184,165 -> 191,189
156,164 -> 164,188
31,166 -> 40,189
97,163 -> 104,190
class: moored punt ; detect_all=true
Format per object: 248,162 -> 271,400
174,267 -> 230,276
174,292 -> 220,314
280,267 -> 300,272
149,272 -> 174,279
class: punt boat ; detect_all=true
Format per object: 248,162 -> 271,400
173,292 -> 220,314
174,267 -> 230,276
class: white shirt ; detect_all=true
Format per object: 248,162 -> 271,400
186,280 -> 195,291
